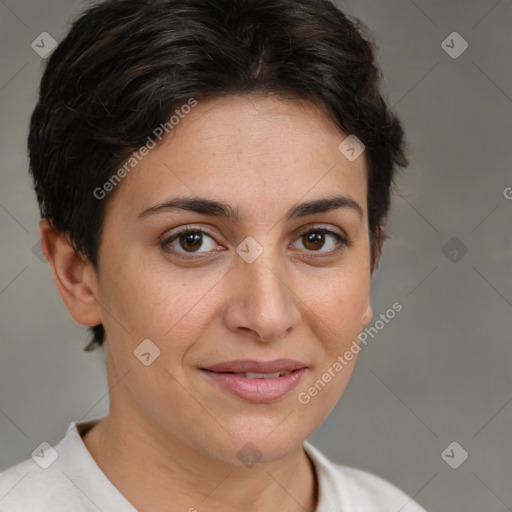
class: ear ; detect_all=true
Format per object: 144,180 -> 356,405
40,219 -> 102,327
361,302 -> 373,327
370,226 -> 385,277
362,227 -> 385,327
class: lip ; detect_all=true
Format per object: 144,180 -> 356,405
203,359 -> 307,374
200,359 -> 308,403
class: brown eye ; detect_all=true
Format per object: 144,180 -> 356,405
179,231 -> 203,252
161,228 -> 219,256
302,231 -> 326,251
293,228 -> 349,254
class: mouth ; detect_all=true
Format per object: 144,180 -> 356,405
202,358 -> 307,374
200,359 -> 308,403
214,370 -> 294,379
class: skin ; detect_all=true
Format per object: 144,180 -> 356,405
41,94 -> 379,512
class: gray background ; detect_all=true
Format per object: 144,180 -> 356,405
1,1 -> 511,510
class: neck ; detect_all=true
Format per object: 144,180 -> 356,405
82,409 -> 318,512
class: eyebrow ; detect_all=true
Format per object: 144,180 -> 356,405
137,195 -> 363,221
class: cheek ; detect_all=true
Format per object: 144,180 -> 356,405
306,265 -> 371,338
297,270 -> 369,420
98,255 -> 222,349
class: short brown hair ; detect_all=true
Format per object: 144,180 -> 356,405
28,0 -> 408,348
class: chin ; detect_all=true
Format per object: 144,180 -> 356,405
207,417 -> 307,466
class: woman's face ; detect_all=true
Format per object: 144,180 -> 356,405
94,94 -> 373,463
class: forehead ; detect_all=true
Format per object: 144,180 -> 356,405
105,94 -> 368,221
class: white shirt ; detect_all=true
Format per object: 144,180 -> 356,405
0,419 -> 427,511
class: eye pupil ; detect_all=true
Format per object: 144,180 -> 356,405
180,232 -> 203,252
303,232 -> 325,251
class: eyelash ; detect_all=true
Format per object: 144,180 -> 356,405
159,226 -> 351,260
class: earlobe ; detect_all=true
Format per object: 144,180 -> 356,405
40,220 -> 102,327
362,303 -> 373,327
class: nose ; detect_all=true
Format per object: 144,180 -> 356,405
222,250 -> 301,342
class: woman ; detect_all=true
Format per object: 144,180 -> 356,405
0,0 -> 427,510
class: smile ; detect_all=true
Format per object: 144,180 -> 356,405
239,371 -> 291,379
200,359 -> 308,403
